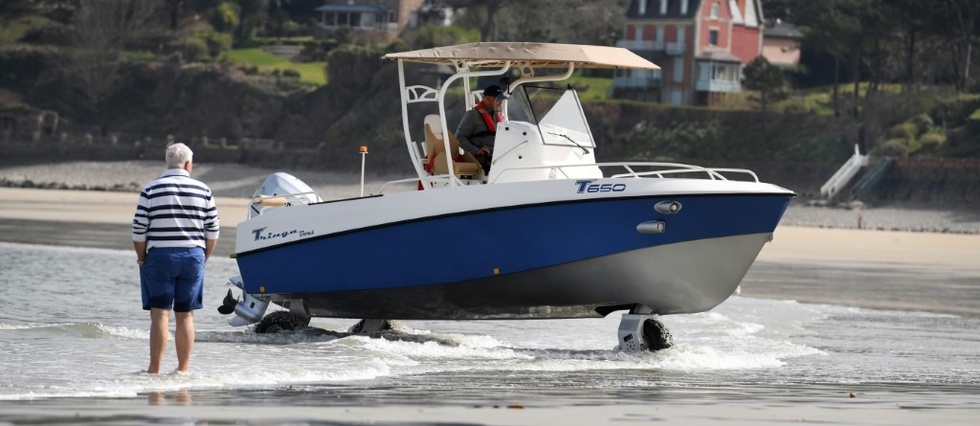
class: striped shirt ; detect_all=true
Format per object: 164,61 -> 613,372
132,169 -> 219,250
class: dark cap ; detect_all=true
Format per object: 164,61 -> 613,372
483,85 -> 502,97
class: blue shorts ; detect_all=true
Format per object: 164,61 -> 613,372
140,247 -> 205,312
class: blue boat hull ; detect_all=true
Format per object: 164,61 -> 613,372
235,193 -> 791,319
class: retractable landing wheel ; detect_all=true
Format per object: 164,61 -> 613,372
618,313 -> 673,351
642,317 -> 673,350
255,311 -> 311,334
348,319 -> 392,334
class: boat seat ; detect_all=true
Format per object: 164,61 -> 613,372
423,114 -> 482,176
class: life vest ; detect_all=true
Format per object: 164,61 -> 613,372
474,102 -> 496,133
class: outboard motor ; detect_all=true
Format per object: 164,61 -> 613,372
248,172 -> 321,218
220,173 -> 319,327
220,276 -> 270,326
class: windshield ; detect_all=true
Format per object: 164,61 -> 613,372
509,86 -> 596,150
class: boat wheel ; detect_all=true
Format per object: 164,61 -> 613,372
348,319 -> 393,334
255,311 -> 304,334
642,318 -> 674,350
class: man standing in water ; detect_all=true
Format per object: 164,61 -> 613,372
132,142 -> 219,374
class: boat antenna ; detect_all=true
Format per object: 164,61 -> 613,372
359,145 -> 369,197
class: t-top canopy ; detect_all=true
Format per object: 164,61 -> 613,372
384,42 -> 660,70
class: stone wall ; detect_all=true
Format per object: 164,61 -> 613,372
873,158 -> 980,205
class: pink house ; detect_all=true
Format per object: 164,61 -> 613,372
761,19 -> 803,67
612,0 -> 764,106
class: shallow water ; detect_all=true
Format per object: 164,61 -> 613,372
1,242 -> 979,424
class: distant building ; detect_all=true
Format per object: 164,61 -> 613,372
611,0 -> 765,106
761,18 -> 803,67
315,0 -> 433,42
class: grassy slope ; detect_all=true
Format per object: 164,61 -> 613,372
226,48 -> 327,86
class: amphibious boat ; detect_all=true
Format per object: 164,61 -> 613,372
219,42 -> 794,350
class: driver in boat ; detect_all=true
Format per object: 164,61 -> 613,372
455,84 -> 503,174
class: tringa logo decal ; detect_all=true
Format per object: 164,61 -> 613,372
575,180 -> 626,193
252,227 -> 315,241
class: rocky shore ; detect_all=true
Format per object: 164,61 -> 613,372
2,160 -> 978,234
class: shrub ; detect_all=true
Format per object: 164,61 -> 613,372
205,31 -> 233,58
920,131 -> 946,147
184,39 -> 209,62
296,39 -> 339,62
888,122 -> 918,141
878,139 -> 909,157
210,2 -> 240,33
910,113 -> 933,133
965,108 -> 980,137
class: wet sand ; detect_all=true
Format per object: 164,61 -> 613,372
2,186 -> 978,316
7,387 -> 978,426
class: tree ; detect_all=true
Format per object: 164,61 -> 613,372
210,1 -> 240,33
743,56 -> 790,118
267,0 -> 289,40
445,0 -> 517,41
64,0 -> 159,132
939,0 -> 980,90
233,0 -> 268,45
447,0 -> 623,45
887,0 -> 934,89
0,0 -> 34,21
796,0 -> 891,118
761,0 -> 796,21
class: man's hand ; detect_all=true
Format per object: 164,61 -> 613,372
477,147 -> 491,156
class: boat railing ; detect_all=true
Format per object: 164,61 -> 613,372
490,162 -> 760,182
375,162 -> 760,194
605,163 -> 759,181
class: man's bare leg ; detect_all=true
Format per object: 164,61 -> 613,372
148,308 -> 170,374
175,311 -> 195,373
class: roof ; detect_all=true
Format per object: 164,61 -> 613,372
695,51 -> 742,63
764,19 -> 804,39
314,4 -> 384,14
624,0 -> 764,27
625,0 -> 703,19
383,42 -> 660,70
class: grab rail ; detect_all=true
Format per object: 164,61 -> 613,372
376,162 -> 760,195
605,163 -> 759,182
492,162 -> 760,182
